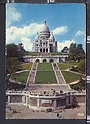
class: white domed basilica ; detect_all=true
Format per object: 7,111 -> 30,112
32,20 -> 57,53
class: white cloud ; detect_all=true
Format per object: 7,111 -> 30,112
6,6 -> 22,27
53,26 -> 68,35
6,21 -> 71,52
6,22 -> 45,51
75,30 -> 84,36
6,23 -> 44,42
57,40 -> 76,52
21,37 -> 33,51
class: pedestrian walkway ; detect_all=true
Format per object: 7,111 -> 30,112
52,63 -> 66,84
69,77 -> 85,85
26,62 -> 38,86
64,68 -> 85,76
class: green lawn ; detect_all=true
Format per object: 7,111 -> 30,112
62,71 -> 84,83
35,71 -> 57,84
50,52 -> 62,55
57,63 -> 71,70
10,71 -> 29,84
24,52 -> 38,56
38,63 -> 53,71
36,63 -> 57,83
21,63 -> 32,70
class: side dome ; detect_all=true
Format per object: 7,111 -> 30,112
49,32 -> 55,41
35,32 -> 39,41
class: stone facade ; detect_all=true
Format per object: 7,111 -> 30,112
23,54 -> 68,63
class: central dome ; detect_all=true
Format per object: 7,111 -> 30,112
40,20 -> 50,38
40,20 -> 50,32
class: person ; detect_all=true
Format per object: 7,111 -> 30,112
57,113 -> 59,117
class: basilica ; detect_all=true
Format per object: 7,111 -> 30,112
32,20 -> 57,53
24,20 -> 69,63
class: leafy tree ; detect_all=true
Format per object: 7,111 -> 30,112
6,57 -> 22,83
69,43 -> 77,60
69,43 -> 85,62
76,44 -> 85,61
7,43 -> 18,58
7,43 -> 24,62
77,59 -> 85,73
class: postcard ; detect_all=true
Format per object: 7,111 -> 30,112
6,3 -> 86,120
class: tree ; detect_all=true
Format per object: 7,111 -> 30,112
7,43 -> 18,58
69,43 -> 77,60
76,44 -> 85,61
77,59 -> 85,73
69,43 -> 85,62
6,57 -> 22,83
7,43 -> 24,62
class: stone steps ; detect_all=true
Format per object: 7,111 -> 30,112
52,63 -> 66,84
26,62 -> 38,86
26,84 -> 70,91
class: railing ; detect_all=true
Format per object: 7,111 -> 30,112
6,90 -> 86,98
6,90 -> 86,110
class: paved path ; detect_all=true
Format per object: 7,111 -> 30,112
64,69 -> 85,76
26,84 -> 70,91
7,70 -> 29,76
69,78 -> 85,85
6,104 -> 86,119
52,63 -> 66,84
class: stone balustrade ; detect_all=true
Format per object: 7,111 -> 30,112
6,90 -> 86,110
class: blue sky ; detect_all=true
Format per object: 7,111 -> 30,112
6,3 -> 86,52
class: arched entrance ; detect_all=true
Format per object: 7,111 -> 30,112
43,59 -> 47,63
36,59 -> 40,63
40,49 -> 42,52
50,59 -> 54,63
43,48 -> 45,52
46,48 -> 48,52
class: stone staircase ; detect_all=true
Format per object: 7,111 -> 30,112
52,63 -> 66,84
26,62 -> 38,86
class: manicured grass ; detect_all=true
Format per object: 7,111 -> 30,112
10,71 -> 29,84
35,71 -> 57,84
38,63 -> 53,71
62,71 -> 84,83
36,63 -> 57,84
50,52 -> 62,55
24,52 -> 38,56
57,63 -> 71,70
21,63 -> 33,70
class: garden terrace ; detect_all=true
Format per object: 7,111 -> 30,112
10,71 -> 29,84
57,63 -> 71,70
35,63 -> 57,84
24,52 -> 38,56
61,71 -> 85,84
21,63 -> 33,70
